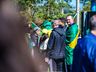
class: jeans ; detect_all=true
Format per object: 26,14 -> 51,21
48,59 -> 57,72
54,58 -> 66,72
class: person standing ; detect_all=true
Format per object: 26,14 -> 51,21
72,15 -> 96,72
65,15 -> 79,72
30,27 -> 41,57
46,19 -> 66,72
41,20 -> 53,37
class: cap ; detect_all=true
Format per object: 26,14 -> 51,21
34,27 -> 40,31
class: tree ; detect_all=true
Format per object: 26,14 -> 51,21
58,0 -> 71,14
45,0 -> 58,16
17,0 -> 39,23
82,1 -> 91,11
17,0 -> 76,22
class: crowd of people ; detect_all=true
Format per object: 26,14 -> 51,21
28,14 -> 96,72
0,0 -> 96,72
28,15 -> 79,72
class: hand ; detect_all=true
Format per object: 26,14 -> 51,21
45,57 -> 49,63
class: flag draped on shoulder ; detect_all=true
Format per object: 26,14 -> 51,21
65,23 -> 79,65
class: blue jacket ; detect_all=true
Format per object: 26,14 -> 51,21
47,25 -> 66,59
72,33 -> 96,72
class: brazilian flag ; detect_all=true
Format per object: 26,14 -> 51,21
65,23 -> 80,65
31,22 -> 38,29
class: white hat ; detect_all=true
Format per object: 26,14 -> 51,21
33,27 -> 40,31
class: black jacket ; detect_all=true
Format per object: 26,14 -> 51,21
47,25 -> 66,59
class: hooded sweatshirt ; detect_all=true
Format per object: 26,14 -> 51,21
47,25 -> 66,59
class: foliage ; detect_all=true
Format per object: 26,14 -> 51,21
82,1 -> 91,11
17,0 -> 73,21
17,0 -> 91,24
